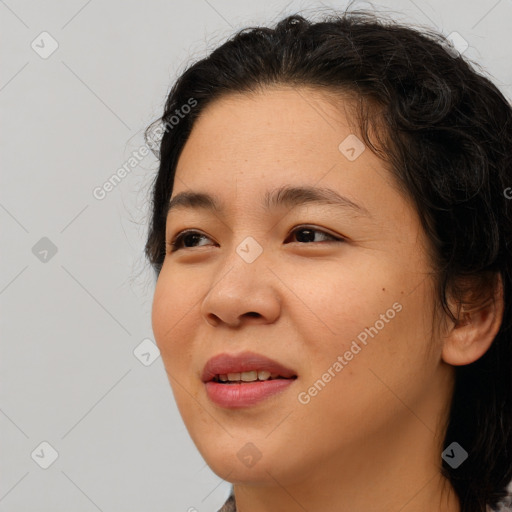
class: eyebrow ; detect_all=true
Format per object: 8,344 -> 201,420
167,185 -> 371,218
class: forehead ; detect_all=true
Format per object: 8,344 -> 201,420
179,86 -> 360,159
175,86 -> 372,186
172,87 -> 412,227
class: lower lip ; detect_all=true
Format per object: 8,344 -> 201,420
205,379 -> 295,408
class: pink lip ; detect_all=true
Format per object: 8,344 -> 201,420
201,351 -> 297,382
201,351 -> 297,409
205,380 -> 295,408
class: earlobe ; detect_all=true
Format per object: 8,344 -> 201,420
441,274 -> 504,366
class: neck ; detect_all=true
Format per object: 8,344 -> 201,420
232,464 -> 460,512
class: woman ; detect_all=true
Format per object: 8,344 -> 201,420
144,9 -> 512,512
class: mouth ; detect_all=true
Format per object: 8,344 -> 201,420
201,351 -> 297,383
201,351 -> 298,408
212,371 -> 297,384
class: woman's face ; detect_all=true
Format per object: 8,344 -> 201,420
152,87 -> 453,489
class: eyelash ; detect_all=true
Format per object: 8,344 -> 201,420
167,225 -> 345,253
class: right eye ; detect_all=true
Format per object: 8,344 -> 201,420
167,230 -> 214,252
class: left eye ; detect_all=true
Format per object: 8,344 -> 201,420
167,226 -> 344,252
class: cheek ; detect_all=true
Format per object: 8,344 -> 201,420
297,264 -> 434,385
151,272 -> 198,366
292,303 -> 434,448
152,280 -> 202,413
291,268 -> 395,357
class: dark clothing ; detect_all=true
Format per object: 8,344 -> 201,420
217,489 -> 236,512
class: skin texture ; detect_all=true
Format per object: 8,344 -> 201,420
152,86 -> 502,511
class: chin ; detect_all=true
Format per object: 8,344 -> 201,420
199,438 -> 309,488
189,432 -> 272,477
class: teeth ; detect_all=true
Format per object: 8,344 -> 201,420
217,370 -> 279,382
240,371 -> 258,382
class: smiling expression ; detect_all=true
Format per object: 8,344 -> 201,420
151,86 -> 453,488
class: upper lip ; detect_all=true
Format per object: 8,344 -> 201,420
201,351 -> 297,382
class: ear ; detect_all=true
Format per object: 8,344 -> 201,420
441,273 -> 504,366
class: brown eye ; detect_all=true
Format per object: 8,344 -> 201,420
287,226 -> 345,244
167,225 -> 345,253
168,230 -> 213,252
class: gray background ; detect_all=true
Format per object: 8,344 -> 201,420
1,0 -> 511,511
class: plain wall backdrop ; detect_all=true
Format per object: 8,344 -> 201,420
1,0 -> 511,510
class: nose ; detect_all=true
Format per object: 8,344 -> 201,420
200,246 -> 282,328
